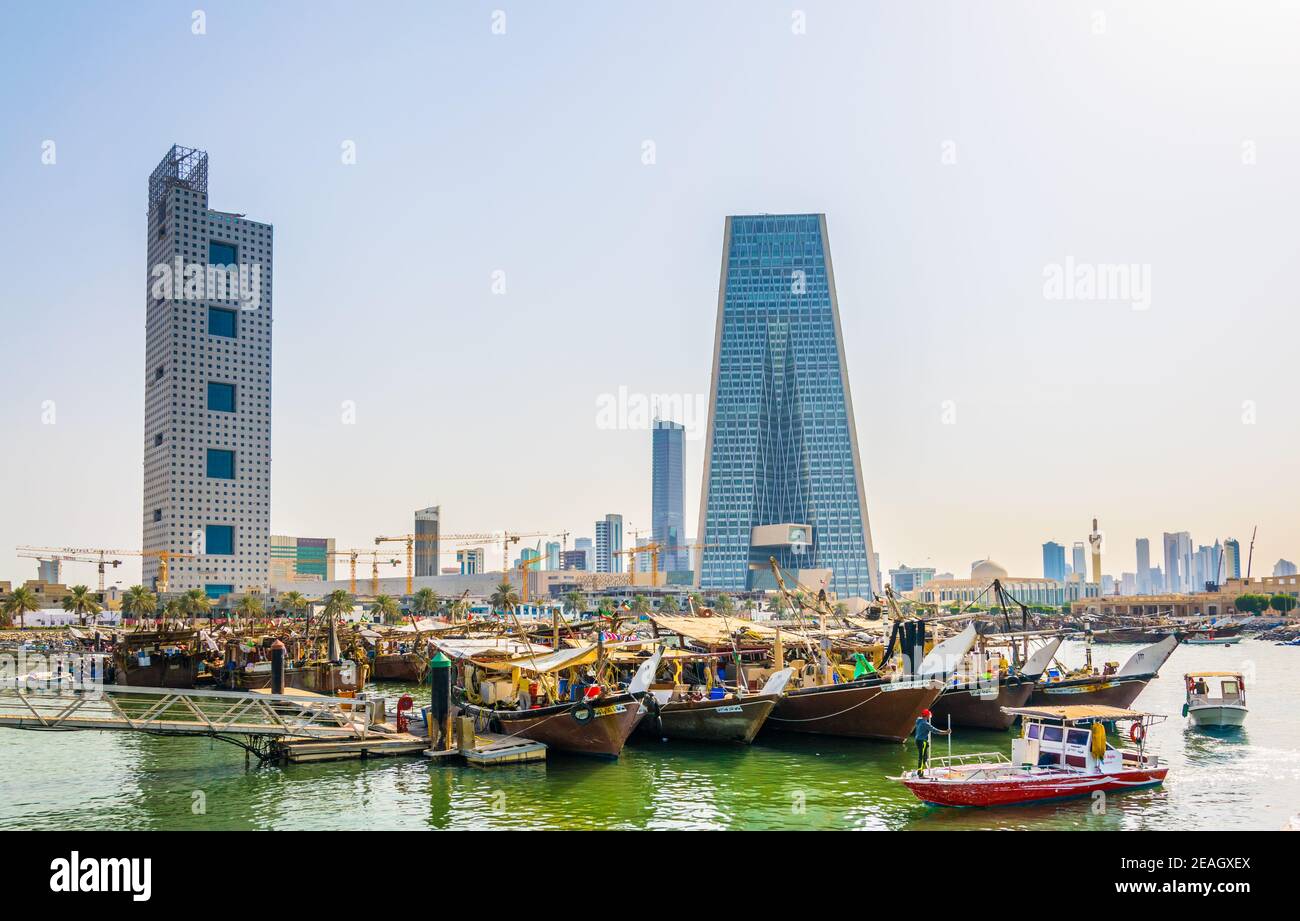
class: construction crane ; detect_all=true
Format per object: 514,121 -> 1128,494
327,549 -> 402,596
16,549 -> 119,591
375,531 -> 552,594
17,546 -> 194,593
616,543 -> 718,588
515,553 -> 546,603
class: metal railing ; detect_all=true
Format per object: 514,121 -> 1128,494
0,684 -> 370,740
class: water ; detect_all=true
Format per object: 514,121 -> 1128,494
2,639 -> 1297,830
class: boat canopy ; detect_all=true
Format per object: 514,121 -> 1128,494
484,644 -> 600,676
1003,704 -> 1152,723
1183,671 -> 1244,678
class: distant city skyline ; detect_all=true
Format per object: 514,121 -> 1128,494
3,2 -> 1299,593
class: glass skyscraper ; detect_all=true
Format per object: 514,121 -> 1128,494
697,214 -> 878,598
1042,541 -> 1066,581
652,420 -> 687,572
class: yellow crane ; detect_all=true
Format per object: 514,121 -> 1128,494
375,531 -> 551,595
617,543 -> 717,588
328,549 -> 402,596
18,546 -> 195,593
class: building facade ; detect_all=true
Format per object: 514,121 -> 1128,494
1042,542 -> 1066,582
143,146 -> 272,598
652,420 -> 688,571
595,514 -> 623,573
414,506 -> 440,578
1136,538 -> 1152,593
696,214 -> 877,598
1163,531 -> 1192,594
888,564 -> 936,593
270,536 -> 335,584
1224,538 -> 1241,580
574,537 -> 594,572
560,549 -> 588,571
456,548 -> 484,575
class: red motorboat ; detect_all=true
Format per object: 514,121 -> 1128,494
894,705 -> 1168,807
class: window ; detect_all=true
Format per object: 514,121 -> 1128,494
208,382 -> 235,412
155,366 -> 164,381
153,509 -> 162,523
204,584 -> 234,601
154,433 -> 163,446
209,241 -> 237,265
205,525 -> 234,555
206,448 -> 235,479
208,307 -> 237,338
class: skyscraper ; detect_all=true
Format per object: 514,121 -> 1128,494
595,514 -> 623,573
697,214 -> 877,597
544,541 -> 561,570
1042,541 -> 1066,581
143,146 -> 272,597
1135,538 -> 1151,594
414,506 -> 440,578
1163,531 -> 1192,593
1072,543 -> 1087,583
1224,538 -> 1241,580
456,548 -> 484,575
574,537 -> 594,572
652,420 -> 687,572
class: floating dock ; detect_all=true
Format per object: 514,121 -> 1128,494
424,717 -> 547,767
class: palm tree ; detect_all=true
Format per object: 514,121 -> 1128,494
234,594 -> 264,621
371,593 -> 400,625
322,590 -> 354,622
163,598 -> 186,625
3,586 -> 40,629
182,588 -> 212,621
715,593 -> 735,615
631,594 -> 651,615
688,592 -> 705,613
490,581 -> 519,613
121,585 -> 158,626
658,594 -> 680,614
412,587 -> 439,619
563,590 -> 584,617
767,592 -> 789,617
62,585 -> 102,626
279,590 -> 309,619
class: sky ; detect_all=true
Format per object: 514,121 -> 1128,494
2,0 -> 1299,591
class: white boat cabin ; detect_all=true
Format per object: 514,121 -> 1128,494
1006,705 -> 1162,775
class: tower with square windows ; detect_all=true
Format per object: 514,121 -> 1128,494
143,146 -> 272,598
697,214 -> 878,598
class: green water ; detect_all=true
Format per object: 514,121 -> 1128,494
3,640 -> 1297,830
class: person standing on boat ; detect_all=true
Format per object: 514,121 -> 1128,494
913,708 -> 949,778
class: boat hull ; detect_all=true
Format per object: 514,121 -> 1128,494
931,678 -> 1036,730
225,662 -> 368,694
1027,675 -> 1151,709
1183,637 -> 1239,646
464,692 -> 647,757
373,653 -> 427,682
766,679 -> 943,742
903,768 -> 1168,807
1188,704 -> 1247,728
114,657 -> 199,689
639,694 -> 777,744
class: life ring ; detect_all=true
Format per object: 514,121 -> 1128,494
1129,722 -> 1145,743
571,701 -> 594,724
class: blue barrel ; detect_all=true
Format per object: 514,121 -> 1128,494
709,686 -> 726,700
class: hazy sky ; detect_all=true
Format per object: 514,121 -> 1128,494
2,0 -> 1298,591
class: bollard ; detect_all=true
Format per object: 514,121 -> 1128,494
270,639 -> 286,695
429,651 -> 452,751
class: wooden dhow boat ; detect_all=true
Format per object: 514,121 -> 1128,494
1027,635 -> 1178,708
636,651 -> 793,744
453,643 -> 658,758
931,636 -> 1063,730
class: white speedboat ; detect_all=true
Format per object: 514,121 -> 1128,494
1183,671 -> 1248,728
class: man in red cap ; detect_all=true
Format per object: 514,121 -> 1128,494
913,708 -> 950,777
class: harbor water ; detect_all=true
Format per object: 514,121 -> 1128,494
2,639 -> 1297,830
